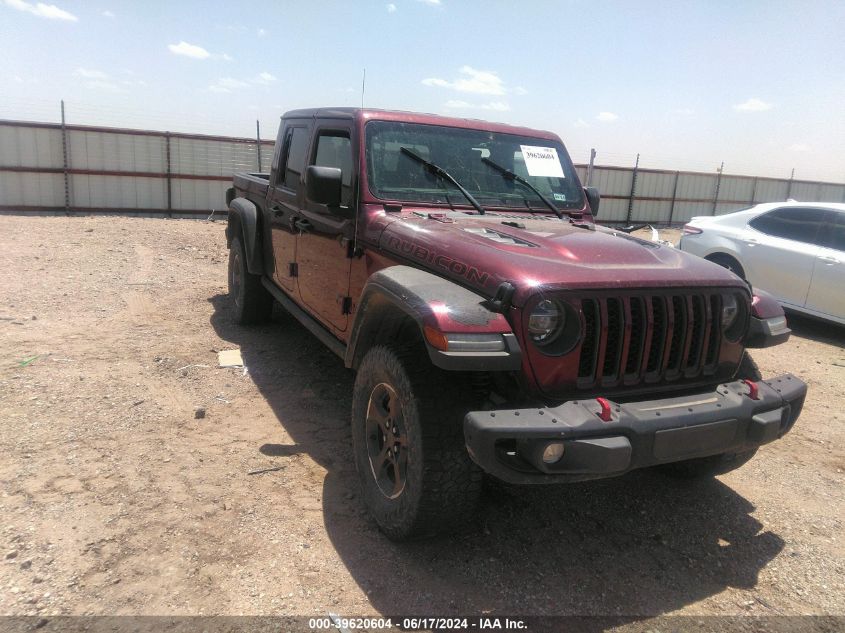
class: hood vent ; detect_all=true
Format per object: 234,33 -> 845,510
463,227 -> 537,247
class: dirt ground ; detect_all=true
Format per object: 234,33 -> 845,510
0,216 -> 843,623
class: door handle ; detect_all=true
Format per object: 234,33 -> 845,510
744,238 -> 758,246
294,218 -> 312,233
818,255 -> 839,264
271,205 -> 284,217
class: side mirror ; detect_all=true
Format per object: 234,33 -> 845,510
306,165 -> 342,207
584,187 -> 600,216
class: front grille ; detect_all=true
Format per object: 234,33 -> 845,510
576,291 -> 723,389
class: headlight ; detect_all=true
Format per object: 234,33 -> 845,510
528,299 -> 563,345
721,293 -> 748,342
721,294 -> 739,329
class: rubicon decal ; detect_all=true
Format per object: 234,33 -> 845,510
385,235 -> 490,285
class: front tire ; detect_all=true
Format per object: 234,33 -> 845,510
351,345 -> 482,540
228,236 -> 272,325
656,351 -> 761,479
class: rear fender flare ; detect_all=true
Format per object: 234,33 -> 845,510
345,266 -> 521,372
226,198 -> 263,275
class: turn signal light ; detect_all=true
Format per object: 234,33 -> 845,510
683,224 -> 703,235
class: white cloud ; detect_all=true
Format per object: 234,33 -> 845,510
209,72 -> 276,93
596,111 -> 619,122
789,143 -> 810,152
168,41 -> 211,60
671,108 -> 695,116
574,118 -> 590,128
254,71 -> 277,85
444,99 -> 510,112
74,67 -> 108,80
85,79 -> 127,93
513,86 -> 528,95
423,66 -> 506,95
209,77 -> 249,93
386,2 -> 397,12
220,53 -> 233,61
101,9 -> 114,18
4,0 -> 78,21
257,28 -> 266,37
72,67 -> 129,92
733,98 -> 772,112
417,0 -> 441,4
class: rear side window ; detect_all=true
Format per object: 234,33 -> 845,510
313,132 -> 354,206
748,207 -> 829,247
827,212 -> 845,252
282,127 -> 310,190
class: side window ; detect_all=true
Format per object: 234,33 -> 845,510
313,132 -> 354,206
748,207 -> 829,247
283,127 -> 310,191
828,212 -> 845,252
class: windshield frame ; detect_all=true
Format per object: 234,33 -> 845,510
363,119 -> 585,212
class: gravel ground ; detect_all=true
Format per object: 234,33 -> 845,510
0,217 -> 843,625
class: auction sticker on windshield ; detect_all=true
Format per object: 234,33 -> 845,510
520,145 -> 564,178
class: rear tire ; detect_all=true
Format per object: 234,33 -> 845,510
228,236 -> 272,325
351,344 -> 482,540
656,351 -> 761,479
706,253 -> 746,279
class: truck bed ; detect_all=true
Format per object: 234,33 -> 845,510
233,172 -> 270,201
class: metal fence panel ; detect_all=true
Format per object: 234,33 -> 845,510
716,176 -> 754,204
754,179 -> 790,202
0,171 -> 65,206
0,125 -> 64,168
591,167 -> 633,197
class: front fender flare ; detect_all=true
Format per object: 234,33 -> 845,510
345,266 -> 521,372
226,198 -> 263,275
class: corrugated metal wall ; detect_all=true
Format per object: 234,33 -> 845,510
0,120 -> 274,217
1,119 -> 843,221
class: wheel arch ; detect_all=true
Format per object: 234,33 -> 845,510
226,197 -> 264,275
345,266 -> 521,373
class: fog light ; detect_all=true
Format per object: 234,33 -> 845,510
542,442 -> 565,464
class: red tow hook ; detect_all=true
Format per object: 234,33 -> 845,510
596,397 -> 613,422
742,379 -> 760,400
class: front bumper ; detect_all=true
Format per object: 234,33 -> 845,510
464,374 -> 806,484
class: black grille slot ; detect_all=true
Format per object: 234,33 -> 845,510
602,298 -> 623,380
625,297 -> 646,376
686,295 -> 705,370
578,299 -> 599,379
666,296 -> 687,374
647,296 -> 666,374
705,295 -> 722,366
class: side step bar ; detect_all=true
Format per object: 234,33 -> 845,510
261,277 -> 347,360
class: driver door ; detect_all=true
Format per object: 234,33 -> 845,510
295,123 -> 356,333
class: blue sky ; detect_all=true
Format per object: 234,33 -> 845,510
1,0 -> 843,181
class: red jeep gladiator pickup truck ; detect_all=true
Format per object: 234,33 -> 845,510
225,108 -> 806,540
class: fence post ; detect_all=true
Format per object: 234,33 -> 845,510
626,153 -> 639,224
667,171 -> 680,225
786,168 -> 794,200
585,148 -> 596,186
165,132 -> 172,218
711,161 -> 724,215
749,177 -> 758,205
60,100 -> 71,215
256,120 -> 262,172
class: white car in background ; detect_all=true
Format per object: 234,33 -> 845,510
679,201 -> 845,325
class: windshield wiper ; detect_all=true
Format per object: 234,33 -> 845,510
400,147 -> 486,215
480,157 -> 564,219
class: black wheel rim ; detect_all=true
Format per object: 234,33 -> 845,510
230,250 -> 242,308
365,382 -> 408,499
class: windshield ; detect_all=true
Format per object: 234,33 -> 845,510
365,120 -> 584,211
